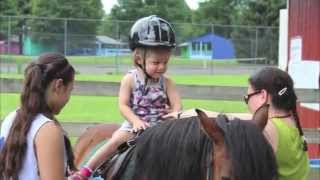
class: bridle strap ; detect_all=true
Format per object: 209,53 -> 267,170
205,139 -> 231,180
206,142 -> 213,180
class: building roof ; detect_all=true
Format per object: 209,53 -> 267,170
178,42 -> 189,47
96,35 -> 125,45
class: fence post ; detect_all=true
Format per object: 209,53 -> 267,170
64,19 -> 68,56
115,21 -> 120,74
7,16 -> 12,73
254,27 -> 259,64
210,24 -> 215,74
7,16 -> 11,55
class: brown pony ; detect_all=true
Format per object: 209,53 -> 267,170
73,106 -> 278,180
73,124 -> 120,167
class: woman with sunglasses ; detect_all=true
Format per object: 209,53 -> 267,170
245,67 -> 309,180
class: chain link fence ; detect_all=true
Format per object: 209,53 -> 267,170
0,15 -> 277,75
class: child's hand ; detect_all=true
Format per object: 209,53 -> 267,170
132,120 -> 150,133
162,111 -> 181,120
68,172 -> 87,180
163,104 -> 172,112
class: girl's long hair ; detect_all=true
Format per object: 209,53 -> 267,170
0,53 -> 76,178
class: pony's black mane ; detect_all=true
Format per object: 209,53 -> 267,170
133,117 -> 212,180
216,115 -> 278,180
128,115 -> 277,180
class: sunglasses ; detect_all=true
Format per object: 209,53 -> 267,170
243,90 -> 261,104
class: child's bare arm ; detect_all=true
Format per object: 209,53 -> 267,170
162,77 -> 182,120
119,74 -> 149,130
165,77 -> 182,111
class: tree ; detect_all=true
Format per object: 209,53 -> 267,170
231,0 -> 286,63
0,0 -> 18,39
192,0 -> 236,38
237,0 -> 286,26
110,0 -> 191,22
0,0 -> 17,16
104,0 -> 192,43
193,0 -> 235,25
28,0 -> 104,53
15,0 -> 32,54
0,0 -> 32,54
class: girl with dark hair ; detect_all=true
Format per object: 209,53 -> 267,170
0,53 -> 76,179
245,67 -> 309,180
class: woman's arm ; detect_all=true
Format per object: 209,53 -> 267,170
35,121 -> 65,180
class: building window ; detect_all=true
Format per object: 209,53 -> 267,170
203,42 -> 212,56
192,42 -> 200,55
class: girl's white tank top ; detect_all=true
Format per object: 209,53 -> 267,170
0,111 -> 67,179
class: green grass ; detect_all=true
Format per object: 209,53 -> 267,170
0,93 -> 248,123
70,136 -> 79,145
172,75 -> 248,86
0,55 -> 128,65
0,54 -> 238,66
0,73 -> 249,86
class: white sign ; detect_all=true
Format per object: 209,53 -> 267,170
288,60 -> 320,89
290,36 -> 302,62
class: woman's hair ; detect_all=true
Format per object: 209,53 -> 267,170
0,53 -> 76,178
249,67 -> 307,151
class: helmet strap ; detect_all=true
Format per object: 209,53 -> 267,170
141,48 -> 152,79
136,49 -> 152,94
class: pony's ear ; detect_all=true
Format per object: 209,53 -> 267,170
252,104 -> 269,130
195,109 -> 224,145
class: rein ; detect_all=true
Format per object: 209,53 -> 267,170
205,142 -> 213,180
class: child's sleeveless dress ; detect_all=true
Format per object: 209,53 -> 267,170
120,69 -> 168,131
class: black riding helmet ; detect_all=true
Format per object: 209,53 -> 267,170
129,15 -> 176,51
129,15 -> 176,92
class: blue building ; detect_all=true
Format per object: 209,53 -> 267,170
180,33 -> 235,60
95,35 -> 130,56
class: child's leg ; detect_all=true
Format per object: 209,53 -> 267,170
84,129 -> 134,170
73,124 -> 120,168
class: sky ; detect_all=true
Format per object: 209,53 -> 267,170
101,0 -> 199,14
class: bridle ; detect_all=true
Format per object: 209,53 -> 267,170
205,144 -> 213,180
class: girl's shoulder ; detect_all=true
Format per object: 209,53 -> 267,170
124,69 -> 140,80
263,120 -> 278,152
120,71 -> 136,92
36,121 -> 63,139
34,118 -> 64,151
23,114 -> 55,142
33,114 -> 54,127
162,74 -> 170,81
271,117 -> 297,133
121,72 -> 135,86
162,75 -> 176,88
